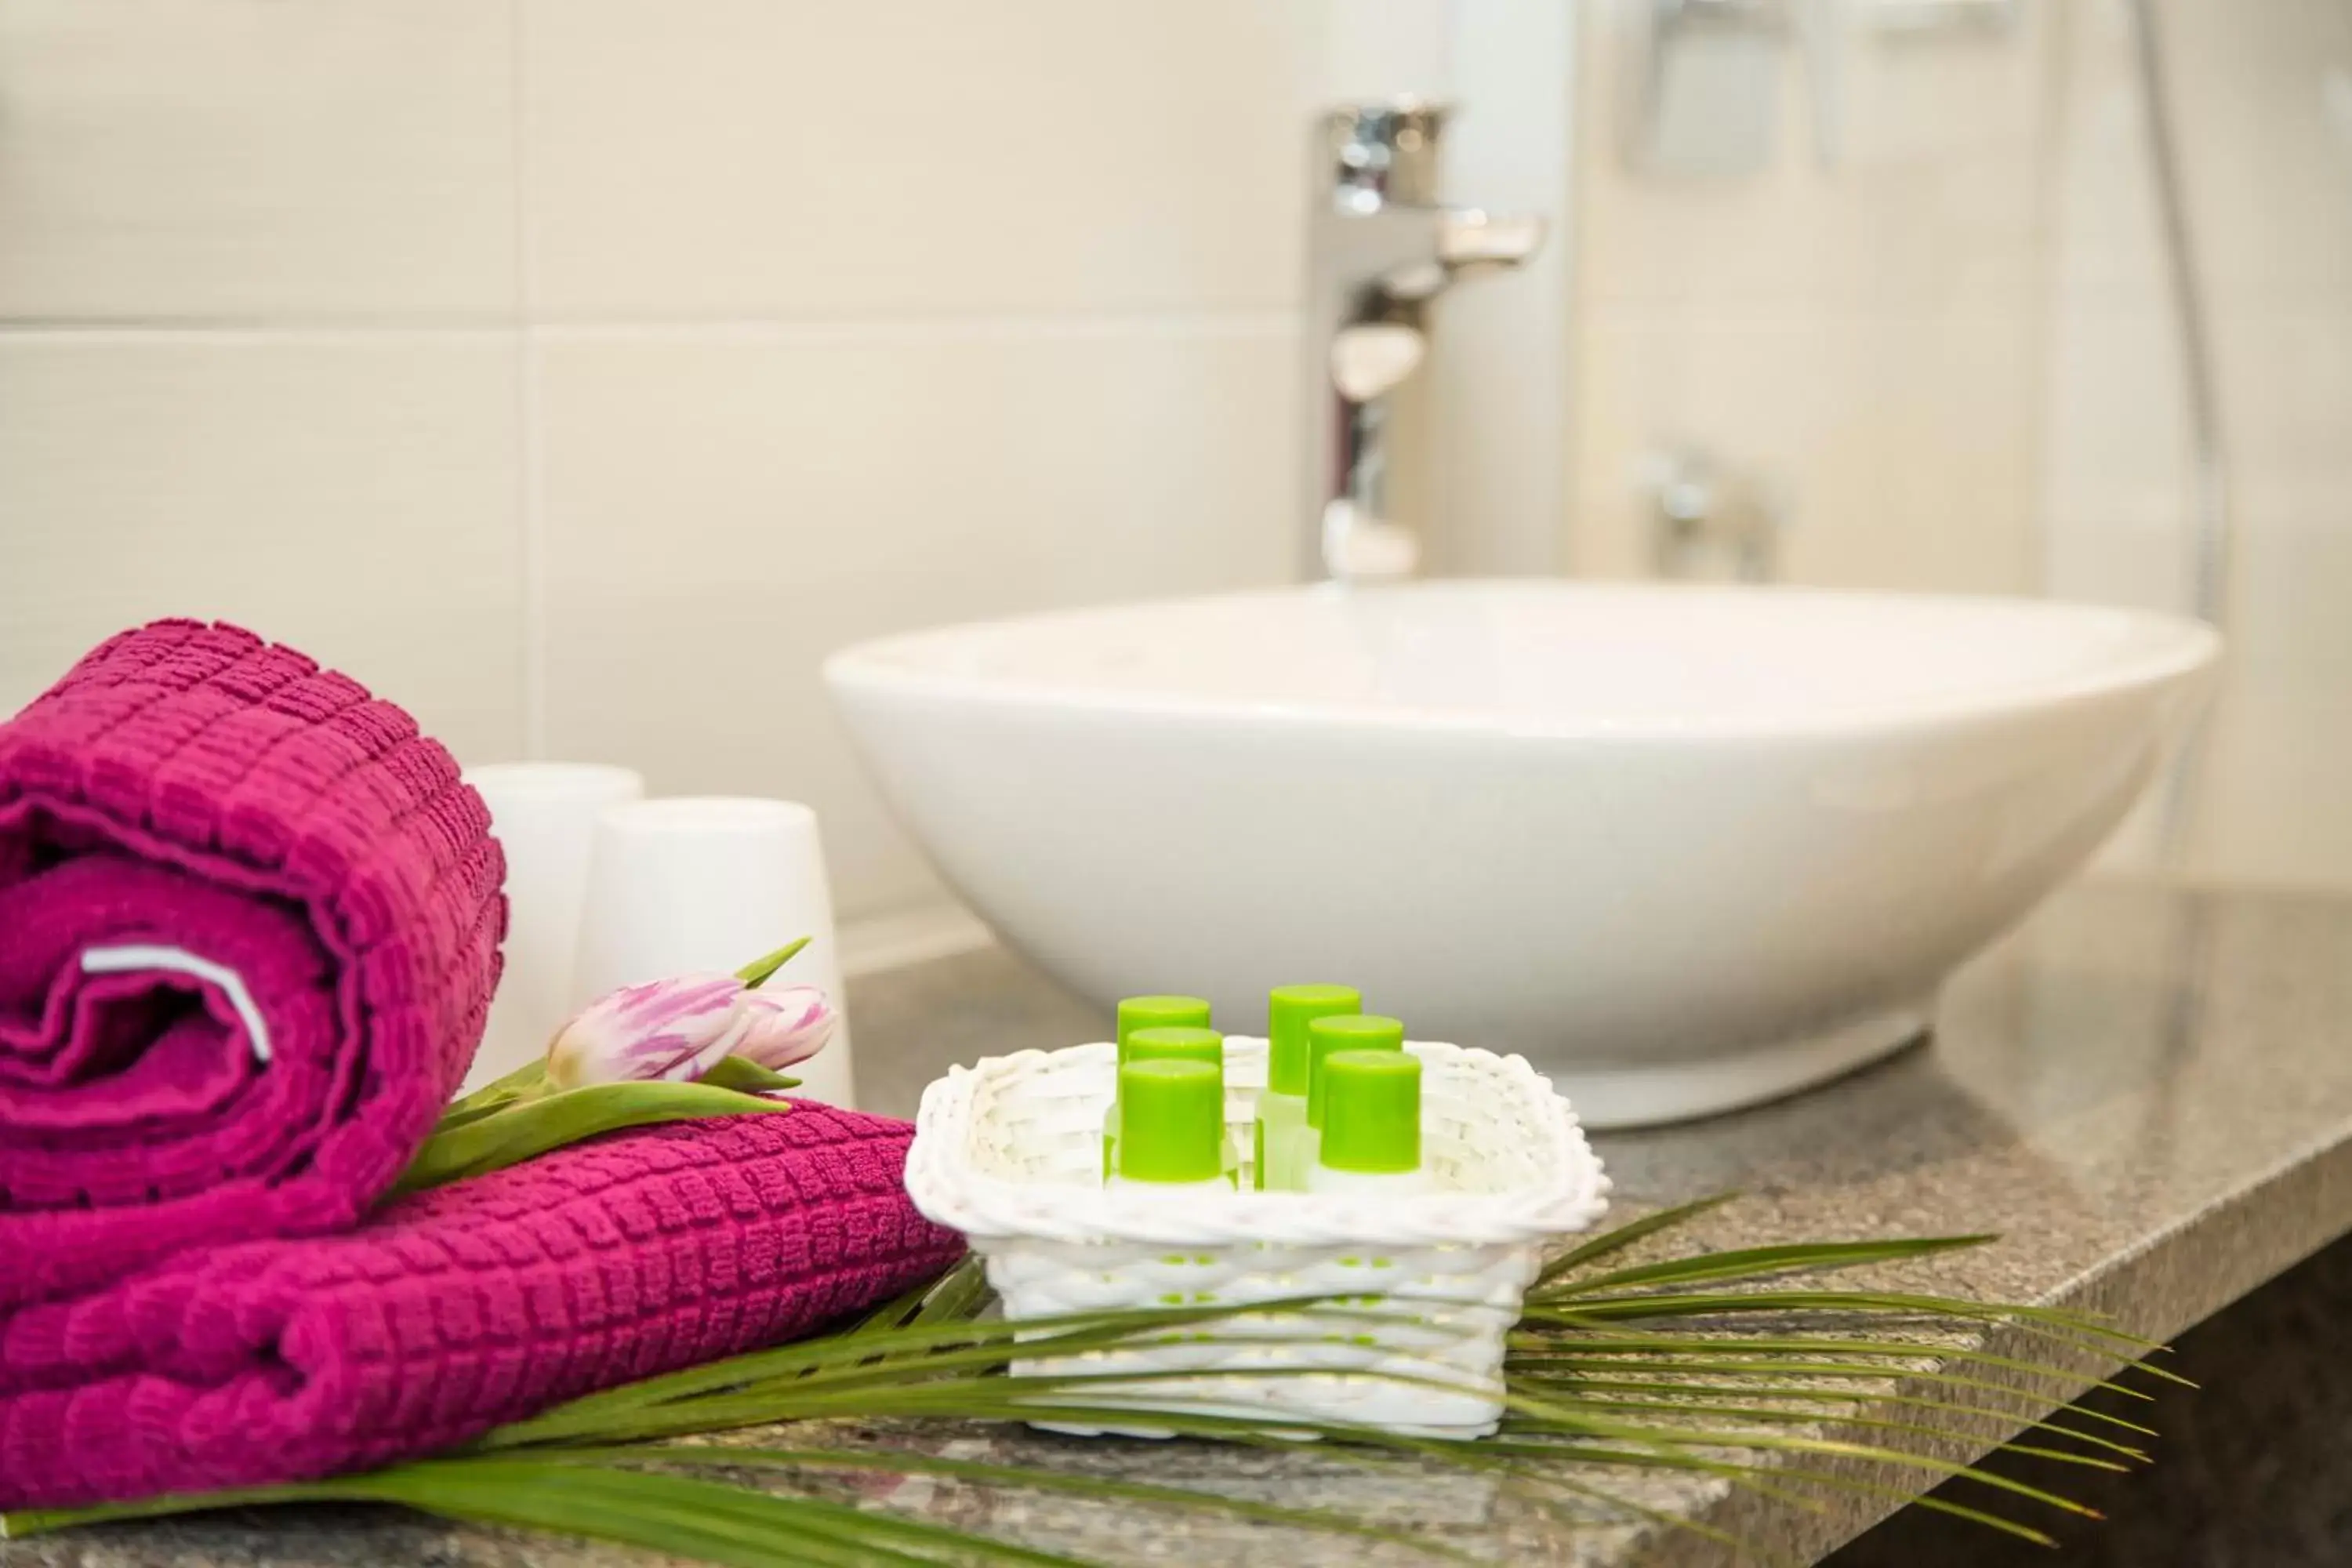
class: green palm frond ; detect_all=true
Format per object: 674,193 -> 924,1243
1534,1192 -> 1741,1283
3,1197 -> 2175,1566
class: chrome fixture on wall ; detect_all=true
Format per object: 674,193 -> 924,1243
1627,0 -> 2018,179
1643,447 -> 1785,583
1628,0 -> 1836,176
1302,100 -> 1544,581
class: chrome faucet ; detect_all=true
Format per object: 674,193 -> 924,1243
1303,100 -> 1544,580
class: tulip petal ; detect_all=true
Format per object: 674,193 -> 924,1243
733,984 -> 837,1070
545,974 -> 753,1088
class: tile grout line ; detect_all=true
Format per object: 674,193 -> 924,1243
518,348 -> 549,760
510,0 -> 549,760
524,310 -> 1303,343
0,322 -> 518,342
0,310 -> 1304,344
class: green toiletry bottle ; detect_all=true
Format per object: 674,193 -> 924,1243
1105,996 -> 1211,1179
1307,1048 -> 1432,1196
1257,985 -> 1361,1191
1124,1025 -> 1240,1181
1111,1058 -> 1235,1192
1300,1013 -> 1406,1182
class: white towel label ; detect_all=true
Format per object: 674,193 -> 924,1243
78,944 -> 272,1065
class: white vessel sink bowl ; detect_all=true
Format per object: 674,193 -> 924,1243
826,581 -> 2220,1127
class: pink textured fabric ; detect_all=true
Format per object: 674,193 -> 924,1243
0,620 -> 967,1512
0,1106 -> 964,1508
0,621 -> 505,1309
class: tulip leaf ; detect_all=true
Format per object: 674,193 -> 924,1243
734,936 -> 811,989
701,1055 -> 802,1095
393,1081 -> 793,1196
430,1060 -> 550,1135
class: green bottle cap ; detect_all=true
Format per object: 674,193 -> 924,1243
1116,1058 -> 1225,1183
1319,1049 -> 1422,1174
1125,1025 -> 1225,1068
1267,985 -> 1361,1096
1305,1013 -> 1403,1127
1116,995 -> 1212,1061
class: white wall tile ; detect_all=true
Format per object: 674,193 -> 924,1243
1568,309 -> 2040,594
2192,681 -> 2352,891
1572,0 -> 2056,318
0,2 -> 516,322
2157,0 -> 2352,313
0,335 -> 524,760
2038,307 -> 2194,539
534,324 -> 1295,916
1566,3 -> 2053,594
1428,0 -> 1577,576
2045,0 -> 2174,318
518,0 -> 1324,321
2214,517 -> 2352,713
2213,311 -> 2352,529
2042,524 -> 2193,627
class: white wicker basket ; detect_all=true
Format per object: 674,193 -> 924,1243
904,1035 -> 1611,1438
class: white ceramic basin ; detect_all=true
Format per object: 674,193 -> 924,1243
826,581 -> 2220,1127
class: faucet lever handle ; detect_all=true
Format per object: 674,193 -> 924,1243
1437,210 -> 1548,270
1329,323 -> 1427,404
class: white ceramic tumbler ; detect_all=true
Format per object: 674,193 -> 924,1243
572,797 -> 855,1108
460,762 -> 646,1093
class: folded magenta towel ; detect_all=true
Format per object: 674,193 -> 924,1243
0,621 -> 966,1512
0,621 -> 505,1310
0,1105 -> 964,1508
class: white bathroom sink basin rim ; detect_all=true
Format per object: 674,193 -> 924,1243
826,580 -> 2222,745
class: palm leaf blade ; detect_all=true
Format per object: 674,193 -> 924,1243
1534,1193 -> 1740,1285
1539,1236 -> 1998,1298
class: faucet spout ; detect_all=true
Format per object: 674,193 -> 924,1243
1303,102 -> 1546,582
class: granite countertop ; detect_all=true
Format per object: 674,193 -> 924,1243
8,877 -> 2351,1567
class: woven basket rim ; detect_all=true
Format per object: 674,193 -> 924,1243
906,1038 -> 1612,1247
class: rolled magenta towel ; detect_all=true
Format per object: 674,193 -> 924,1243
0,1106 -> 964,1507
0,621 -> 966,1511
0,620 -> 505,1309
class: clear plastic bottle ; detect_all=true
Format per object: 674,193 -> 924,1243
1109,1058 -> 1236,1193
1255,985 -> 1360,1191
1103,995 -> 1210,1179
1305,1048 -> 1432,1196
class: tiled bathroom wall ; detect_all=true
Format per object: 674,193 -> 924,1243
9,0 -> 2340,916
1567,1 -> 2059,593
1568,0 -> 2352,891
0,1 -> 1328,922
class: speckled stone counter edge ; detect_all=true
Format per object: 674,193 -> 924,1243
1638,1126 -> 2352,1566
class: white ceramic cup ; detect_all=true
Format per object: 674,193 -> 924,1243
461,762 -> 646,1093
572,797 -> 855,1108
